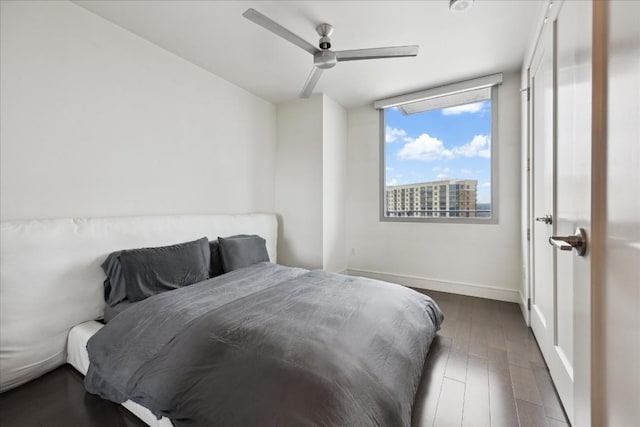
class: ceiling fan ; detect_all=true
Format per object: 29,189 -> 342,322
242,8 -> 419,98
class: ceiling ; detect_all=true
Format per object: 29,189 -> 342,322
74,1 -> 543,108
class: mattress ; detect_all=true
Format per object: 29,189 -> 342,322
66,321 -> 174,427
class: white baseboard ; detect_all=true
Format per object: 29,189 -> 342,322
344,268 -> 521,303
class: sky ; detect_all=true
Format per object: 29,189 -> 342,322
384,100 -> 492,204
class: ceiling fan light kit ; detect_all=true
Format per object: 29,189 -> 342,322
242,8 -> 419,98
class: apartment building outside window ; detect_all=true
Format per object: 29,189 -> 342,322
385,179 -> 481,218
375,74 -> 501,223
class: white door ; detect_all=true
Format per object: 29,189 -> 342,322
529,1 -> 592,423
530,15 -> 564,415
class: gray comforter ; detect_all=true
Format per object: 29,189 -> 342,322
85,262 -> 443,427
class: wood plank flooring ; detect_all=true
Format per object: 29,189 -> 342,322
0,365 -> 144,427
412,290 -> 569,427
0,290 -> 569,427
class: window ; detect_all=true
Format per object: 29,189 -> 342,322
375,74 -> 501,223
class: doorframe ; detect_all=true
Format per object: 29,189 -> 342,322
520,64 -> 531,327
520,1 -> 552,327
585,1 -> 607,425
520,0 -> 564,327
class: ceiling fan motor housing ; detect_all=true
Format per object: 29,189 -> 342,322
314,50 -> 337,69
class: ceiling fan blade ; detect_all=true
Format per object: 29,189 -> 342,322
336,45 -> 419,62
242,8 -> 319,55
300,66 -> 324,98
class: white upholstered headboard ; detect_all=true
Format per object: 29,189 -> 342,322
0,213 -> 277,392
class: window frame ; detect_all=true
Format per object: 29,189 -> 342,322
378,85 -> 499,224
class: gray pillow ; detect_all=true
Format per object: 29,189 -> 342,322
120,237 -> 211,302
208,240 -> 225,278
218,235 -> 269,273
101,251 -> 128,307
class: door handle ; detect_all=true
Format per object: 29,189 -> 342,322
549,228 -> 587,256
536,215 -> 553,224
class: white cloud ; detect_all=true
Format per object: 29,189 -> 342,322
397,134 -> 490,162
397,133 -> 453,161
481,182 -> 491,188
441,101 -> 486,116
453,134 -> 491,158
386,178 -> 399,186
385,126 -> 407,143
460,168 -> 472,175
436,168 -> 450,179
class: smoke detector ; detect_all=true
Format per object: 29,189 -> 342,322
449,0 -> 475,12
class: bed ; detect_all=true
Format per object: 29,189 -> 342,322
67,320 -> 173,427
1,214 -> 443,426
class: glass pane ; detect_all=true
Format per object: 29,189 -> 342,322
384,97 -> 492,219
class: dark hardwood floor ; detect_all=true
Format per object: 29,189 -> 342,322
412,290 -> 569,427
0,290 -> 569,427
0,365 -> 144,427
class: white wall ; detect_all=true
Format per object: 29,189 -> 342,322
0,1 -> 276,221
274,96 -> 324,269
275,94 -> 347,272
345,72 -> 522,302
322,96 -> 347,273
